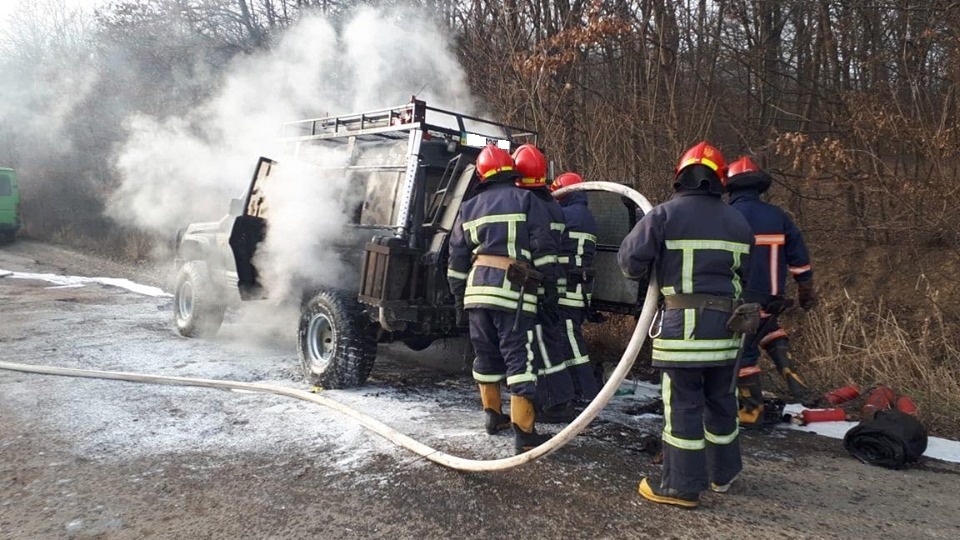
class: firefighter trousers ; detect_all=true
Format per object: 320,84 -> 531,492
469,309 -> 537,400
661,366 -> 742,493
532,308 -> 576,409
558,306 -> 602,400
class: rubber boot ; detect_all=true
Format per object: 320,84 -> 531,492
479,383 -> 511,435
511,395 -> 550,454
638,477 -> 699,509
767,342 -> 813,404
737,369 -> 764,427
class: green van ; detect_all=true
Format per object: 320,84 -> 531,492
0,167 -> 21,244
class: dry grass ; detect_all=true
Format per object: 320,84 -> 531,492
791,293 -> 960,437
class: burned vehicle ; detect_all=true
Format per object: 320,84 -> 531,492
172,99 -> 643,388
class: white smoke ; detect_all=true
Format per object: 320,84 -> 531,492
108,7 -> 476,295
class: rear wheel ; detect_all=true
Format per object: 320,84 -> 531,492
173,261 -> 226,338
297,289 -> 377,388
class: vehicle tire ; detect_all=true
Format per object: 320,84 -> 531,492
402,336 -> 435,351
297,289 -> 377,389
173,261 -> 226,338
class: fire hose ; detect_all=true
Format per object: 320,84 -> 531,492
0,181 -> 658,473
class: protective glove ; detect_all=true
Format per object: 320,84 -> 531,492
797,280 -> 818,310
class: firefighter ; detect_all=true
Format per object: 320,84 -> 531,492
618,142 -> 753,508
726,156 -> 818,424
549,172 -> 603,400
511,144 -> 578,423
447,144 -> 560,454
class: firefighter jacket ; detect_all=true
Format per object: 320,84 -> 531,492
447,181 -> 560,315
618,189 -> 754,368
533,188 -> 567,297
558,191 -> 598,309
728,188 -> 812,300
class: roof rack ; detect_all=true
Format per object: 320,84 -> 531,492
278,98 -> 537,146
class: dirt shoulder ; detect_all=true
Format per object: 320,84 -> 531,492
2,241 -> 959,539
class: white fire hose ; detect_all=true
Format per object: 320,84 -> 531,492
0,181 -> 658,472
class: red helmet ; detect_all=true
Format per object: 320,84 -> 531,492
476,144 -> 516,183
726,156 -> 772,193
512,144 -> 547,189
675,141 -> 727,194
549,172 -> 583,198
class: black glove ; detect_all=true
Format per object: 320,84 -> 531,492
797,280 -> 818,310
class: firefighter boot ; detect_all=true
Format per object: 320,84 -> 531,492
638,477 -> 700,509
737,369 -> 764,427
479,383 -> 511,435
511,395 -> 551,454
767,342 -> 813,404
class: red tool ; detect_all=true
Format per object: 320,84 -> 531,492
822,385 -> 860,405
895,395 -> 919,416
793,408 -> 848,425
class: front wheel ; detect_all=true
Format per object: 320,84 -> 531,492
173,261 -> 226,338
297,289 -> 377,389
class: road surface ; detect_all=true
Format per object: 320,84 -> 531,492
2,240 -> 959,539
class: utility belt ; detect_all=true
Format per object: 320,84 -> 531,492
473,254 -> 543,289
663,293 -> 741,313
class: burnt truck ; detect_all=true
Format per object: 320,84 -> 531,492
172,99 -> 643,388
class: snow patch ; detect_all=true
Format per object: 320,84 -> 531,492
782,403 -> 960,463
0,269 -> 170,297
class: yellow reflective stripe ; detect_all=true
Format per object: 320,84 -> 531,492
661,286 -> 676,295
464,295 -> 537,312
681,247 -> 694,292
566,318 -> 584,359
473,371 -> 506,383
481,165 -> 514,178
663,432 -> 706,450
466,286 -> 537,303
533,255 -> 557,267
679,157 -> 719,173
558,256 -> 570,264
705,424 -> 739,445
652,349 -> 740,362
684,308 -> 696,339
550,222 -> 565,232
507,220 -> 517,259
447,269 -> 469,280
534,324 -> 556,368
462,213 -> 526,231
663,371 -> 707,449
521,249 -> 531,260
732,251 -> 743,299
653,338 -> 742,350
559,297 -> 586,308
565,355 -> 591,367
665,239 -> 750,254
568,231 -> 597,243
538,363 -> 568,376
507,373 -> 537,385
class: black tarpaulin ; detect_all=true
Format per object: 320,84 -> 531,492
843,409 -> 928,469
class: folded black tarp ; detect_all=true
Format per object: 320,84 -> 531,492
843,409 -> 928,469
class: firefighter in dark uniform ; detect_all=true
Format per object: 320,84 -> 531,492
618,142 -> 754,508
550,172 -> 603,400
512,144 -> 578,423
447,144 -> 560,454
726,156 -> 818,424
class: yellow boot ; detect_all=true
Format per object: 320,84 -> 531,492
479,383 -> 510,434
511,395 -> 550,454
738,370 -> 764,427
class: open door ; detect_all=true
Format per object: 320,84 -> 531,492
229,157 -> 275,300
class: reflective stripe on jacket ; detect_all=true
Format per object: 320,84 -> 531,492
728,189 -> 812,298
558,191 -> 597,308
447,182 -> 560,314
618,189 -> 754,368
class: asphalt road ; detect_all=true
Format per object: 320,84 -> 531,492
2,240 -> 959,540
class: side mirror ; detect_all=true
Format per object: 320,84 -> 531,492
228,197 -> 244,216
